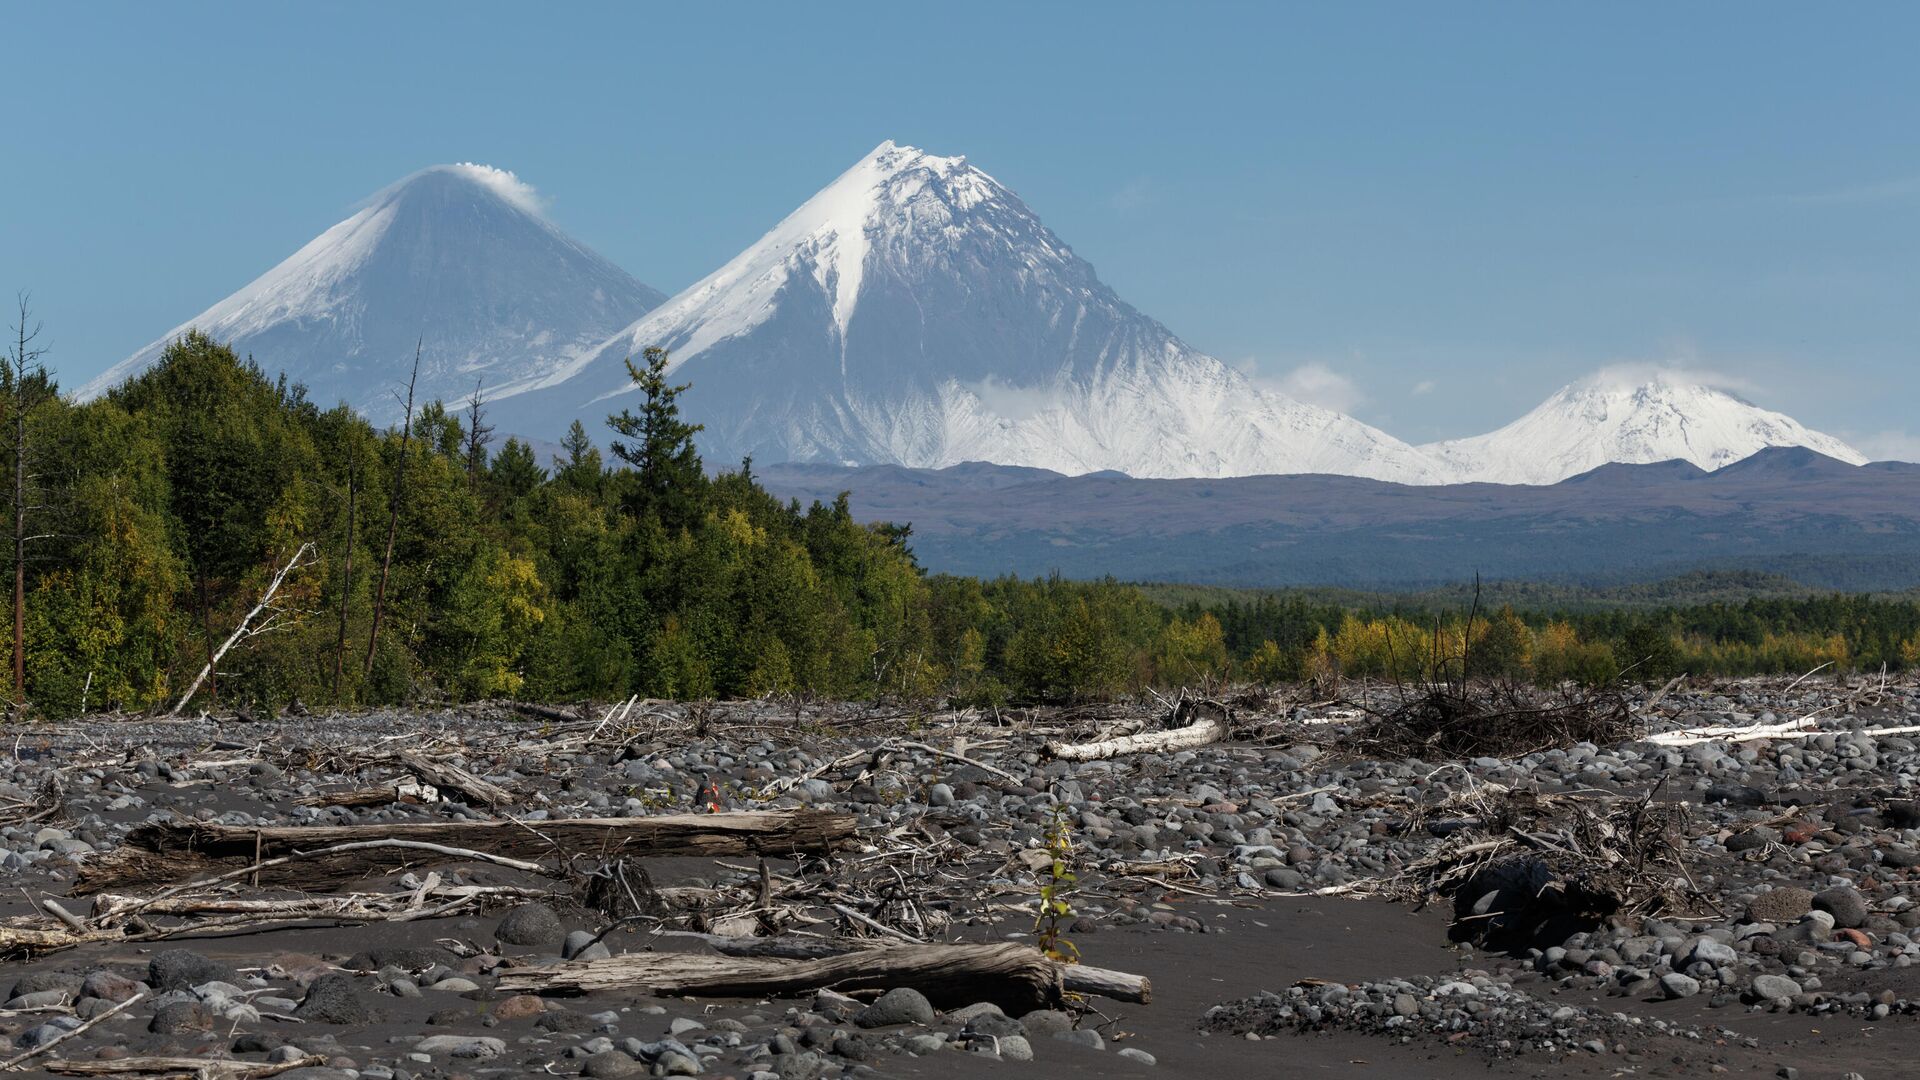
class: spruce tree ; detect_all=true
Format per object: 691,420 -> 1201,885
607,347 -> 704,529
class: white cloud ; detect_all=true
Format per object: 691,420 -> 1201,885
960,375 -> 1059,422
1257,361 -> 1365,413
1576,361 -> 1761,399
1410,379 -> 1435,396
362,163 -> 551,218
1850,430 -> 1920,463
442,163 -> 547,215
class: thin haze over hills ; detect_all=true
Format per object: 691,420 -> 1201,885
98,144 -> 1875,483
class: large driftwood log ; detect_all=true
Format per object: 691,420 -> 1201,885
496,941 -> 1149,1013
41,1055 -> 325,1077
1045,716 -> 1226,761
655,931 -> 1150,1001
0,923 -> 125,957
396,751 -> 514,809
75,811 -> 858,893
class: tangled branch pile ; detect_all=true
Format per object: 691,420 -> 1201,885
1348,681 -> 1636,760
1387,784 -> 1708,946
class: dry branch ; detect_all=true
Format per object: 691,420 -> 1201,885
76,811 -> 857,893
496,941 -> 1148,1013
0,880 -> 556,962
0,992 -> 143,1071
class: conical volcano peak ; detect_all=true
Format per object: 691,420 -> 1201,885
371,162 -> 548,216
785,141 -> 996,243
497,142 -> 1444,483
87,165 -> 664,419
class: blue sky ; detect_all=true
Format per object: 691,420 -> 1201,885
4,2 -> 1915,452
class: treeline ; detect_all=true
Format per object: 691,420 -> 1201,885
1175,592 -> 1920,686
6,332 -> 950,716
6,328 -> 1919,718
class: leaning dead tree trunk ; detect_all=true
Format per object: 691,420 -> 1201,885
363,343 -> 419,680
332,441 -> 358,696
77,810 -> 858,893
7,295 -> 49,707
497,941 -> 1149,1013
1046,714 -> 1226,761
168,543 -> 315,717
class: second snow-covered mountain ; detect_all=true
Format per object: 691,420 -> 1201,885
494,142 -> 1445,482
1424,372 -> 1868,485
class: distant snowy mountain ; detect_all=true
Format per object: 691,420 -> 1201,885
83,164 -> 664,423
494,141 -> 1444,482
90,151 -> 1867,488
1423,372 -> 1867,485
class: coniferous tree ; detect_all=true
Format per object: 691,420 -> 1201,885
607,347 -> 704,529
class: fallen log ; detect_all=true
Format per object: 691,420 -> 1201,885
503,700 -> 583,724
293,779 -> 438,809
656,931 -> 1150,1001
1045,716 -> 1226,761
41,1055 -> 325,1078
0,881 -> 560,962
75,811 -> 858,893
0,923 -> 125,959
396,751 -> 514,809
495,941 -> 1149,1014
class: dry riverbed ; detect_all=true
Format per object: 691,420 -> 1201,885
0,680 -> 1915,1079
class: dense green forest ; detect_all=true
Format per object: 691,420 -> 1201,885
4,327 -> 1919,719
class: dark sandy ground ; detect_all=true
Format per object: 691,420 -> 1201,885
1,686 -> 1917,1079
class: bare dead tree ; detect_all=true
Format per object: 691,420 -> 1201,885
332,440 -> 358,696
463,379 -> 493,493
169,542 -> 316,717
6,295 -> 50,705
363,342 -> 420,681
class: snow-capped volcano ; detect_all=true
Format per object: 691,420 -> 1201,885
496,141 -> 1444,482
1423,371 -> 1867,485
83,164 -> 664,422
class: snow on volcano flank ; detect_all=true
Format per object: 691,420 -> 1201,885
500,141 -> 1445,482
1422,369 -> 1868,485
85,163 -> 664,423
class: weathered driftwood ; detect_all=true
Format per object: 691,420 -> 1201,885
655,931 -> 1149,1001
396,751 -> 514,809
503,700 -> 583,724
41,1055 -> 325,1077
495,941 -> 1149,1013
0,923 -> 125,958
0,991 -> 144,1071
292,781 -> 435,809
76,811 -> 858,893
0,882 -> 556,962
1045,716 -> 1226,761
